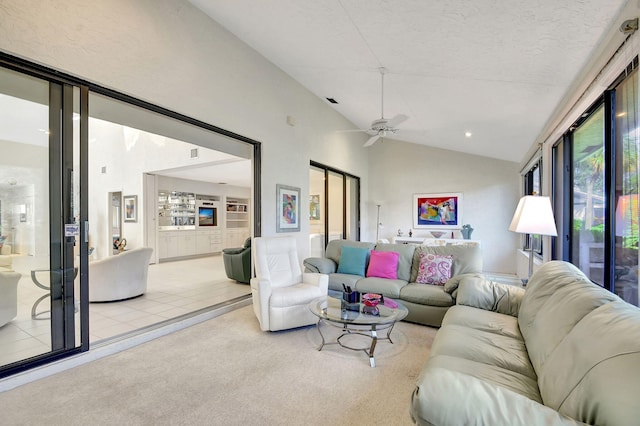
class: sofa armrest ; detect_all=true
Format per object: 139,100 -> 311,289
303,257 -> 337,274
443,272 -> 482,294
456,277 -> 525,317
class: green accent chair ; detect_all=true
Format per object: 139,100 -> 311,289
222,238 -> 251,284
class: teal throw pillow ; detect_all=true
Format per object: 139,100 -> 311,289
337,246 -> 370,276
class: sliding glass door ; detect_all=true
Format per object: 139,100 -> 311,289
572,105 -> 605,285
0,64 -> 86,374
309,162 -> 360,256
613,69 -> 639,305
554,62 -> 639,307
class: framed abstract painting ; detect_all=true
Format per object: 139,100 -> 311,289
413,193 -> 462,229
123,195 -> 138,223
276,184 -> 300,232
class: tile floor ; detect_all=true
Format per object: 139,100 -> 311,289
0,255 -> 250,367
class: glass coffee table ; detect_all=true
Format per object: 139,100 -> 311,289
309,295 -> 408,367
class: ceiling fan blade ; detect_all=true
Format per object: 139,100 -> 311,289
363,134 -> 381,147
386,114 -> 409,128
335,129 -> 368,134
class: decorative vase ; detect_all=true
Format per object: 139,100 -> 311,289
461,225 -> 474,240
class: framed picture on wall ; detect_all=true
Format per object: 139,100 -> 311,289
123,195 -> 138,223
413,192 -> 462,229
276,184 -> 300,232
309,194 -> 320,220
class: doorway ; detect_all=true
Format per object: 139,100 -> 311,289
0,63 -> 86,373
309,162 -> 360,257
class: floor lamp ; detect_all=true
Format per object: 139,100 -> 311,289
376,204 -> 381,241
509,195 -> 558,285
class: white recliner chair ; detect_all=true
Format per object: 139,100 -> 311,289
251,236 -> 328,331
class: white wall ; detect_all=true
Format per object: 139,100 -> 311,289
1,0 -> 370,260
0,0 -> 524,272
88,116 -> 253,259
368,139 -> 520,273
0,141 -> 49,258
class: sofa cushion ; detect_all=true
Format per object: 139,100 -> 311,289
325,239 -> 376,265
430,323 -> 536,380
366,250 -> 399,279
442,305 -> 523,340
354,277 -> 406,298
425,355 -> 542,403
336,246 -> 370,276
410,244 -> 482,282
399,283 -> 454,307
328,273 -> 361,292
373,242 -> 415,282
416,253 -> 453,285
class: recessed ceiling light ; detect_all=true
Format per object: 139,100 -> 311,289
616,112 -> 627,117
464,131 -> 472,138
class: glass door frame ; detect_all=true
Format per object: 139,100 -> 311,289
310,161 -> 361,246
0,50 -> 263,378
0,54 -> 89,378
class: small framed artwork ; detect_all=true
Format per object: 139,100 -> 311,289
276,184 -> 300,233
123,195 -> 138,223
413,193 -> 462,229
309,194 -> 320,220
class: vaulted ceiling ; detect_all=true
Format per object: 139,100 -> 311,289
190,0 -> 628,163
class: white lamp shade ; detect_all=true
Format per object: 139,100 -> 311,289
509,195 -> 558,236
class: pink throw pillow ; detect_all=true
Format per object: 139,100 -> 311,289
366,250 -> 399,279
416,253 -> 453,285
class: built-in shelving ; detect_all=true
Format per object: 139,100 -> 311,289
158,191 -> 196,227
225,197 -> 249,229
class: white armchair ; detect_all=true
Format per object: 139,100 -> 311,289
251,236 -> 328,331
89,247 -> 153,302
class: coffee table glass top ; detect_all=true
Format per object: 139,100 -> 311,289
309,295 -> 408,326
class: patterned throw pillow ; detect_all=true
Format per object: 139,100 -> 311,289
416,253 -> 453,285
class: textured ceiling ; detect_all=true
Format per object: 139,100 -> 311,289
189,0 -> 627,162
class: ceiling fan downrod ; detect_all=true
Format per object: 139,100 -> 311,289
379,67 -> 386,120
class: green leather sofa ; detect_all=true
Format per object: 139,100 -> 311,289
222,238 -> 251,284
303,239 -> 482,327
410,260 -> 640,425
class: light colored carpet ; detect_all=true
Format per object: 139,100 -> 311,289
0,305 -> 437,425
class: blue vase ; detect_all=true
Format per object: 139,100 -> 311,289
461,228 -> 473,239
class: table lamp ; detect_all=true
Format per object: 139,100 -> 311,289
509,195 -> 558,285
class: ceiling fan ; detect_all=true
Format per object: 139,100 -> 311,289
361,67 -> 409,147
